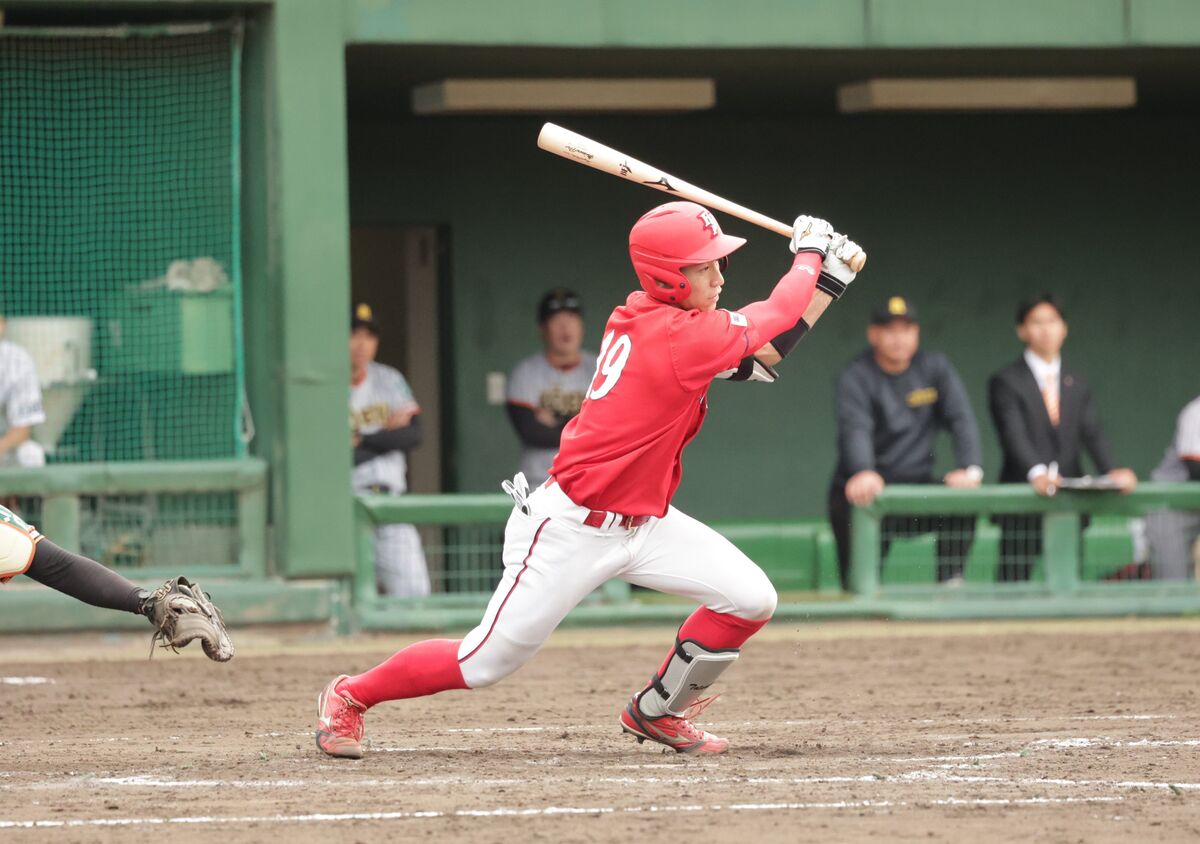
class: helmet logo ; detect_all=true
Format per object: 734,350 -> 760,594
697,209 -> 719,238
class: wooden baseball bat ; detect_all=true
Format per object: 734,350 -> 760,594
536,122 -> 866,272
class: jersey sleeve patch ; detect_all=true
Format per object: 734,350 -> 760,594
726,311 -> 748,328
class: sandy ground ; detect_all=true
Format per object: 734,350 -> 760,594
0,618 -> 1198,843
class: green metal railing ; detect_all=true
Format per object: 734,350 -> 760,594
850,482 -> 1200,599
353,484 -> 1200,629
0,459 -> 268,580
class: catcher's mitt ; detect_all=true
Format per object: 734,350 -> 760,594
141,576 -> 234,662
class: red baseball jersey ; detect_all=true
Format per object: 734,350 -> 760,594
550,291 -> 762,517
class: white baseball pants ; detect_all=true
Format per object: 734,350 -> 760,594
456,481 -> 777,689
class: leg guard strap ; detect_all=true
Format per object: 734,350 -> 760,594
637,638 -> 739,718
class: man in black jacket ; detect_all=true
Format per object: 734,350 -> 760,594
988,294 -> 1137,580
830,296 -> 984,590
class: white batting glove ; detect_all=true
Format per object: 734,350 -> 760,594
789,215 -> 835,257
817,234 -> 863,300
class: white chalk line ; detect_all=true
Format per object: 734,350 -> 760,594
876,736 -> 1200,764
0,677 -> 54,685
5,768 -> 1197,794
0,714 -> 1178,747
0,795 -> 1126,829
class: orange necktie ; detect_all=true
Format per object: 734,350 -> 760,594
1042,374 -> 1060,426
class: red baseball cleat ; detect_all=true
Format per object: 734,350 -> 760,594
316,675 -> 366,759
619,695 -> 729,754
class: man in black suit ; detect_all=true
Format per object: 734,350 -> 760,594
988,294 -> 1137,580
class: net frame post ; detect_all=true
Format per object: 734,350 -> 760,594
40,494 -> 81,554
236,477 -> 267,577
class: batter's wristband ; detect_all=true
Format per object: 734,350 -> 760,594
816,271 -> 847,300
770,318 -> 811,360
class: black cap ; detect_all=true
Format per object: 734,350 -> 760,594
351,302 -> 380,335
870,296 -> 919,325
537,288 -> 582,324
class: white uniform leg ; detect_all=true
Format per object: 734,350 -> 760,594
1145,509 -> 1200,581
456,483 -> 632,688
623,506 -> 778,620
374,523 -> 431,597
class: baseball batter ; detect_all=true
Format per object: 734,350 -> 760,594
318,203 -> 864,757
350,304 -> 430,597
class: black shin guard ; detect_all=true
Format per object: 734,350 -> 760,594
25,540 -> 146,615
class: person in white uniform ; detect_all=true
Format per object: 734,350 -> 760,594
505,289 -> 597,486
350,304 -> 430,597
1144,396 -> 1200,580
0,310 -> 47,468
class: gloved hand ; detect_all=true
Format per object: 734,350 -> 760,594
141,576 -> 234,662
817,234 -> 864,300
789,215 -> 835,257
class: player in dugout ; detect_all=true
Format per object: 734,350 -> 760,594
316,202 -> 864,758
350,303 -> 430,597
505,289 -> 598,487
829,296 -> 984,590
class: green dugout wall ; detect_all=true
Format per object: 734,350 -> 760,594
348,111 -> 1197,521
8,0 -> 1198,573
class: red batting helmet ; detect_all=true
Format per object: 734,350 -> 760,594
628,202 -> 746,304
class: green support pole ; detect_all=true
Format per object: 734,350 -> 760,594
271,0 -> 355,577
849,505 -> 881,596
1043,511 -> 1082,594
40,495 -> 80,554
602,578 -> 632,603
354,501 -> 380,606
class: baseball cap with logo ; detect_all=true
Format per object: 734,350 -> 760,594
870,296 -> 919,326
351,302 -> 380,336
537,288 -> 583,324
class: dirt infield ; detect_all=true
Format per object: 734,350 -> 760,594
1,618 -> 1198,842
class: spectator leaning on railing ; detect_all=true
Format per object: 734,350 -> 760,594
988,294 -> 1137,581
1143,396 -> 1200,580
829,296 -> 984,590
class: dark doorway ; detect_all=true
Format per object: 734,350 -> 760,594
349,225 -> 445,493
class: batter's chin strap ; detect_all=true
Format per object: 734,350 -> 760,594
636,638 -> 740,719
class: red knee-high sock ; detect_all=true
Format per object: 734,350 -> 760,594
338,638 -> 468,710
653,606 -> 769,677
